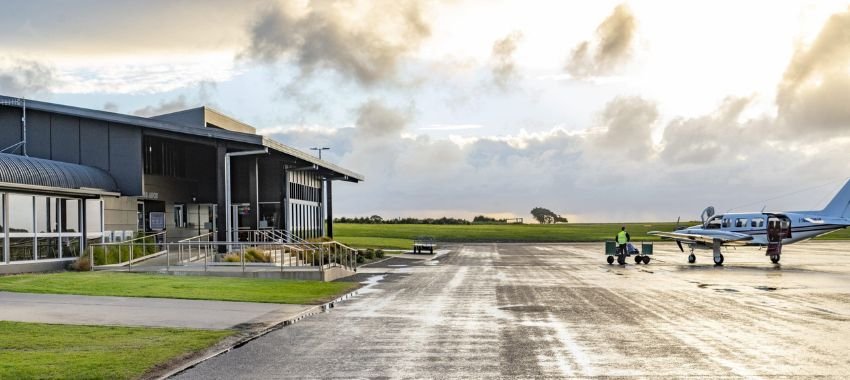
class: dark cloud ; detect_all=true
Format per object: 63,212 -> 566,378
0,59 -> 55,97
132,95 -> 191,117
565,4 -> 636,78
354,100 -> 409,139
591,96 -> 657,160
660,97 -> 758,164
490,31 -> 523,90
243,1 -> 431,87
777,7 -> 850,135
102,102 -> 119,112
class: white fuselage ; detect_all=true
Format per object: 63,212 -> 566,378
682,211 -> 846,248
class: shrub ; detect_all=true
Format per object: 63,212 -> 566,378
222,253 -> 241,262
68,256 -> 91,271
375,249 -> 385,259
356,255 -> 365,264
245,248 -> 271,263
364,249 -> 375,260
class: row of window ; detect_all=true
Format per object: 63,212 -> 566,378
290,183 -> 321,202
143,137 -> 186,177
708,217 -> 766,229
0,193 -> 103,263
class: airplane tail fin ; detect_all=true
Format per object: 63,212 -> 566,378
821,179 -> 850,218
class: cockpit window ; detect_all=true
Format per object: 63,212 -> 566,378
721,218 -> 731,228
705,215 -> 723,229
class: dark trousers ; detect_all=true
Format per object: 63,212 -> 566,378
618,244 -> 627,255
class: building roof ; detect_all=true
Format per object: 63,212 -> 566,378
0,153 -> 119,195
0,95 -> 364,182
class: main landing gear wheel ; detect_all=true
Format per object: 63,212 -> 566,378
634,255 -> 642,264
770,254 -> 780,264
617,255 -> 626,265
607,256 -> 615,265
714,254 -> 724,266
688,254 -> 696,264
642,256 -> 651,264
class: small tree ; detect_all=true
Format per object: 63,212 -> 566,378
369,215 -> 383,223
530,207 -> 568,224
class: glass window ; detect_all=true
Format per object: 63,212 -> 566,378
721,218 -> 731,228
735,218 -> 748,228
9,237 -> 34,261
86,199 -> 103,238
62,236 -> 81,257
0,193 -> 5,233
61,199 -> 80,233
8,194 -> 33,233
751,218 -> 765,228
35,196 -> 59,233
36,237 -> 59,259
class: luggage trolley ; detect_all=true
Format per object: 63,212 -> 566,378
605,241 -> 653,265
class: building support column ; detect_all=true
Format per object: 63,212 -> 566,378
215,144 -> 227,244
283,167 -> 291,242
248,157 -> 259,231
326,179 -> 333,239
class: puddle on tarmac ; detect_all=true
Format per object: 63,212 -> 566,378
358,275 -> 386,294
716,288 -> 740,293
424,261 -> 439,266
388,264 -> 408,267
755,286 -> 778,291
697,283 -> 712,288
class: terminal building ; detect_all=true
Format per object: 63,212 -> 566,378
0,95 -> 362,273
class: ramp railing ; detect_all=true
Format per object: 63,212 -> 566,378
89,232 -> 358,273
86,231 -> 167,269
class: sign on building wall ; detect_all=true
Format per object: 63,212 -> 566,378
149,212 -> 166,231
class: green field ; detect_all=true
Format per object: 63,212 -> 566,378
334,222 -> 683,248
0,321 -> 230,380
0,272 -> 358,304
334,222 -> 850,249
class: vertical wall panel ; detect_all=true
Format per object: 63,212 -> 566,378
25,110 -> 51,159
50,114 -> 80,163
108,123 -> 143,195
79,118 -> 109,171
0,107 -> 22,151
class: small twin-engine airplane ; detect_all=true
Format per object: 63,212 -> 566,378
649,179 -> 850,265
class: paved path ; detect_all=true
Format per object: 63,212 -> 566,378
175,242 -> 850,378
0,292 -> 311,330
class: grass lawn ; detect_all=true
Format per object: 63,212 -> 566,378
334,222 -> 687,245
0,321 -> 230,380
0,272 -> 358,305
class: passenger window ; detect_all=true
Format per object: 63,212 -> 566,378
735,218 -> 748,228
751,218 -> 764,228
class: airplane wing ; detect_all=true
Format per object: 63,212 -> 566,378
648,230 -> 754,245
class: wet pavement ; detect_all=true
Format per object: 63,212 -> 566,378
175,242 -> 850,378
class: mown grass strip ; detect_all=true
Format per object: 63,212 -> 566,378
0,321 -> 230,380
0,272 -> 358,305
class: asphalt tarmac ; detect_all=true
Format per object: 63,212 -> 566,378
174,242 -> 850,378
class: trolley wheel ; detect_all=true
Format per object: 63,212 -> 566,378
634,255 -> 642,264
714,254 -> 724,266
688,254 -> 696,264
642,256 -> 651,264
607,256 -> 614,264
770,254 -> 780,264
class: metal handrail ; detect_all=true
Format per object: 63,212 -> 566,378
97,231 -> 166,245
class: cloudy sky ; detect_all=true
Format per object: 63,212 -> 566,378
3,0 -> 850,222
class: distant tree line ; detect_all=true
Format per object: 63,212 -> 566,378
335,209 -> 567,225
334,216 -> 472,225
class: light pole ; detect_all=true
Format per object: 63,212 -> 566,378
310,147 -> 330,159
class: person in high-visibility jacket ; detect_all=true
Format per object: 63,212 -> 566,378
615,226 -> 630,258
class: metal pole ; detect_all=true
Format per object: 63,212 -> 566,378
89,245 -> 94,271
129,242 -> 133,272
